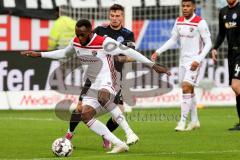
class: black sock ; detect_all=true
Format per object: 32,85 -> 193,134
237,96 -> 240,123
69,109 -> 82,132
106,118 -> 119,132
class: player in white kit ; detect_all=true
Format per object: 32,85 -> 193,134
151,0 -> 212,131
21,19 -> 170,153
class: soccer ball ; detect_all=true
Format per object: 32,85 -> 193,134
52,138 -> 73,157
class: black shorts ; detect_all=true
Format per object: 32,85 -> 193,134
114,90 -> 123,105
229,59 -> 240,85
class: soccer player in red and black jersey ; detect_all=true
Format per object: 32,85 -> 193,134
66,4 -> 139,148
212,0 -> 240,131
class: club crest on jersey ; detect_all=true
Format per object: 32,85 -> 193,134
232,13 -> 237,20
189,27 -> 194,32
117,36 -> 124,43
92,50 -> 97,56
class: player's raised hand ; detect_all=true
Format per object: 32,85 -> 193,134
152,63 -> 171,76
190,61 -> 199,71
20,51 -> 41,57
211,49 -> 218,64
151,52 -> 158,61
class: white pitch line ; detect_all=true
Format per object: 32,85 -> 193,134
1,149 -> 239,160
0,117 -> 55,121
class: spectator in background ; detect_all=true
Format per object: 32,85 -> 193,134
48,7 -> 76,50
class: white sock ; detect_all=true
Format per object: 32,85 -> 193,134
180,93 -> 192,123
191,93 -> 199,122
67,129 -> 73,134
87,118 -> 123,145
109,103 -> 134,136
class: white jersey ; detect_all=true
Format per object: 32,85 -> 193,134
41,33 -> 153,95
71,34 -> 119,94
172,14 -> 211,65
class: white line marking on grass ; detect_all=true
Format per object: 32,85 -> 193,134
0,117 -> 55,121
2,149 -> 239,160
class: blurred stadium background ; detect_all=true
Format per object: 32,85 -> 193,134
0,0 -> 234,110
0,0 -> 239,159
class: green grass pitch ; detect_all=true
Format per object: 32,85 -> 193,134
0,107 -> 240,160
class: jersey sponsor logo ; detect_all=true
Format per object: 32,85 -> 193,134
234,64 -> 240,77
225,22 -> 237,29
117,36 -> 124,43
232,13 -> 238,20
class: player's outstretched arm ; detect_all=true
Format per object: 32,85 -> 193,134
21,51 -> 41,57
21,44 -> 75,59
114,55 -> 135,63
151,36 -> 178,61
103,37 -> 171,75
152,63 -> 171,76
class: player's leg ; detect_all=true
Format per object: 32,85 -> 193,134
103,91 -> 122,149
229,61 -> 240,130
107,103 -> 139,145
175,66 -> 188,131
189,93 -> 200,124
184,67 -> 201,131
98,88 -> 138,148
65,78 -> 92,139
65,101 -> 83,140
175,81 -> 193,131
103,91 -> 123,149
176,66 -> 200,131
81,99 -> 128,153
105,91 -> 122,133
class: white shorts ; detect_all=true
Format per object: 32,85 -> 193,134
82,86 -> 117,117
179,65 -> 202,86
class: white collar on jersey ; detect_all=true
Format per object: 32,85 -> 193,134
184,13 -> 196,22
85,33 -> 98,46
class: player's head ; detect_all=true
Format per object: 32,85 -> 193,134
109,4 -> 124,30
181,0 -> 196,19
226,0 -> 238,7
75,19 -> 93,46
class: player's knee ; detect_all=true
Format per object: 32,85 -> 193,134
81,112 -> 92,124
81,107 -> 95,124
98,89 -> 111,106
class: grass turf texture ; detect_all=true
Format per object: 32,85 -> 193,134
0,107 -> 239,160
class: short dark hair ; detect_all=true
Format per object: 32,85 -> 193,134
182,0 -> 196,4
76,19 -> 92,29
109,4 -> 124,12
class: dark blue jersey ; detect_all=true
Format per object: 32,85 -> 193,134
94,25 -> 135,73
214,2 -> 240,62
